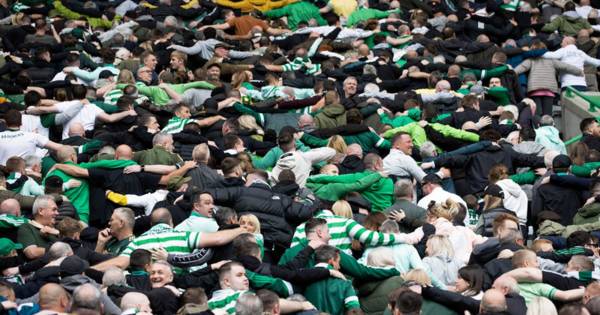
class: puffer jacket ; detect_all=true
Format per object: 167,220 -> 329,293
514,58 -> 582,94
357,276 -> 405,315
475,207 -> 517,237
202,182 -> 318,250
535,126 -> 567,154
574,203 -> 600,224
495,179 -> 528,225
314,103 -> 346,129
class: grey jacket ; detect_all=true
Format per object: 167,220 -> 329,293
514,58 -> 582,93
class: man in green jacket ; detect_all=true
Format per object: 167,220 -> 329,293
304,245 -> 361,315
305,153 -> 394,211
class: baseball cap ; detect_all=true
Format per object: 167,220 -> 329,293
60,255 -> 89,277
483,184 -> 504,198
214,42 -> 233,49
167,176 -> 191,191
0,238 -> 22,256
98,70 -> 115,79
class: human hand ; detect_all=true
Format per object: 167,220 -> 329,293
211,260 -> 231,270
329,269 -> 346,280
40,226 -> 59,236
378,170 -> 389,178
301,301 -> 315,310
388,210 -> 405,222
2,266 -> 19,277
150,247 -> 169,261
64,179 -> 82,189
497,249 -> 514,259
585,196 -> 597,207
123,165 -> 142,174
534,168 -> 547,177
475,116 -> 492,129
439,167 -> 451,179
182,161 -> 198,169
164,285 -> 181,297
127,109 -> 138,116
540,176 -> 550,185
1,301 -> 17,310
97,228 -> 112,244
421,162 -> 434,170
418,120 -> 429,128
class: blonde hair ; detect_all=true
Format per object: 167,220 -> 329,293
332,200 -> 352,219
483,195 -> 503,211
239,214 -> 261,234
531,239 -> 553,253
427,199 -> 460,221
238,115 -> 264,135
526,297 -> 557,315
117,69 -> 136,84
425,235 -> 455,258
327,135 -> 347,154
404,269 -> 431,286
511,249 -> 536,268
232,70 -> 252,89
366,247 -> 395,268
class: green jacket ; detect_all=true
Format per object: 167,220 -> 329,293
44,159 -> 137,223
117,81 -> 215,106
264,1 -> 327,30
486,86 -> 511,106
571,162 -> 600,177
314,104 -> 346,129
574,203 -> 600,225
53,1 -> 120,28
379,108 -> 421,128
510,170 -> 538,185
304,264 -> 360,315
306,170 -> 394,211
382,300 -> 458,315
541,14 -> 592,36
382,122 -> 478,149
133,146 -> 183,166
246,270 -> 291,297
301,131 -> 391,153
279,242 -> 399,281
347,8 -> 398,27
357,276 -> 404,315
306,172 -> 383,202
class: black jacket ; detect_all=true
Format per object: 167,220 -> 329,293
422,286 -> 526,315
60,237 -> 113,265
435,143 -> 544,195
532,182 -> 584,226
202,182 -> 317,250
582,133 -> 600,152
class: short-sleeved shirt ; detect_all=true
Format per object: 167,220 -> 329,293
518,282 -> 557,305
227,16 -> 268,36
17,222 -> 57,250
0,130 -> 49,164
56,101 -> 102,139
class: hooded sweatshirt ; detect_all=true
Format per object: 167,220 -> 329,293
495,178 -> 528,225
535,125 -> 567,154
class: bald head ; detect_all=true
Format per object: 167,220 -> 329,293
150,207 -> 173,227
0,198 -> 21,216
492,275 -> 519,295
56,145 -> 77,163
71,283 -> 101,312
68,123 -> 85,137
480,289 -> 507,313
114,145 -> 133,160
39,283 -> 70,312
562,36 -> 576,46
435,80 -> 451,92
346,144 -> 363,159
120,292 -> 151,312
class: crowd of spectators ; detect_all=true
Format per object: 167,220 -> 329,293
5,0 -> 600,314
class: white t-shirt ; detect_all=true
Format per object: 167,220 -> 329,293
21,114 -> 49,158
56,101 -> 103,139
0,130 -> 49,165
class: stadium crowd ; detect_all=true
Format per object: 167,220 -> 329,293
5,0 -> 600,314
